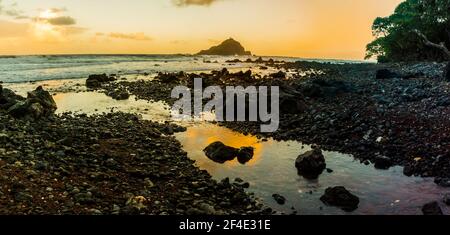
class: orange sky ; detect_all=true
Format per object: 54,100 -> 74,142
0,0 -> 404,59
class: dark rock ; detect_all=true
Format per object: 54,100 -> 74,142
403,165 -> 414,176
272,194 -> 286,205
279,87 -> 307,115
108,89 -> 130,100
320,186 -> 360,212
444,62 -> 450,81
86,74 -> 116,88
0,86 -> 25,110
443,194 -> 450,206
376,69 -> 400,79
374,155 -> 393,170
422,201 -> 443,215
203,141 -> 238,163
14,192 -> 33,202
197,38 -> 251,56
300,79 -> 353,98
295,148 -> 326,179
271,71 -> 286,79
434,177 -> 450,187
7,86 -> 57,119
237,147 -> 254,164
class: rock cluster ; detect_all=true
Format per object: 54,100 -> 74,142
86,74 -> 116,89
320,186 -> 360,212
1,86 -> 56,120
203,141 -> 254,164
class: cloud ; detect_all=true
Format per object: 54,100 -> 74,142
49,7 -> 67,13
46,16 -> 76,25
105,32 -> 152,41
0,0 -> 27,18
172,0 -> 221,7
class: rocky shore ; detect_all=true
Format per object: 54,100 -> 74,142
0,86 -> 268,215
95,61 -> 450,186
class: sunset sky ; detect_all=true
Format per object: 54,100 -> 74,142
0,0 -> 404,59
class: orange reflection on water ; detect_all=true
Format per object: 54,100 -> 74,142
178,124 -> 264,168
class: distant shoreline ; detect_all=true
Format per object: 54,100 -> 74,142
0,54 -> 370,63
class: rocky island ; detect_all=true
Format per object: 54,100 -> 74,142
197,38 -> 252,56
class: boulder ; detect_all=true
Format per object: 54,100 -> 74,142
27,86 -> 57,112
237,147 -> 254,164
374,155 -> 393,170
279,86 -> 308,115
295,148 -> 326,179
203,141 -> 238,163
422,201 -> 443,215
320,186 -> 360,212
108,89 -> 130,100
86,74 -> 116,88
300,79 -> 353,99
0,85 -> 25,110
272,194 -> 286,205
7,86 -> 56,119
376,69 -> 401,79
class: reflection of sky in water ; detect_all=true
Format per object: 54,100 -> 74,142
175,124 -> 450,215
53,92 -> 171,122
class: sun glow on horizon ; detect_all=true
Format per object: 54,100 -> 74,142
0,0 -> 404,59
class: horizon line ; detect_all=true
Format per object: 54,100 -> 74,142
0,53 -> 369,62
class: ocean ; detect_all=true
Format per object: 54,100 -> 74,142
0,54 -> 363,83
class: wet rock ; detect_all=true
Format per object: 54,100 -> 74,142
14,192 -> 33,202
74,192 -> 94,204
300,79 -> 353,98
376,69 -> 400,79
237,147 -> 254,164
374,155 -> 393,170
203,142 -> 239,163
422,201 -> 443,215
279,87 -> 308,114
320,186 -> 359,212
434,177 -> 450,187
86,74 -> 115,88
403,164 -> 414,176
0,85 -> 25,110
295,148 -> 326,179
7,86 -> 56,119
107,89 -> 130,100
271,71 -> 286,79
272,194 -> 286,205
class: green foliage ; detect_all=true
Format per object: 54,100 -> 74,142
366,0 -> 450,62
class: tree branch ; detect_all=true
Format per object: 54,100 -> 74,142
413,29 -> 450,60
